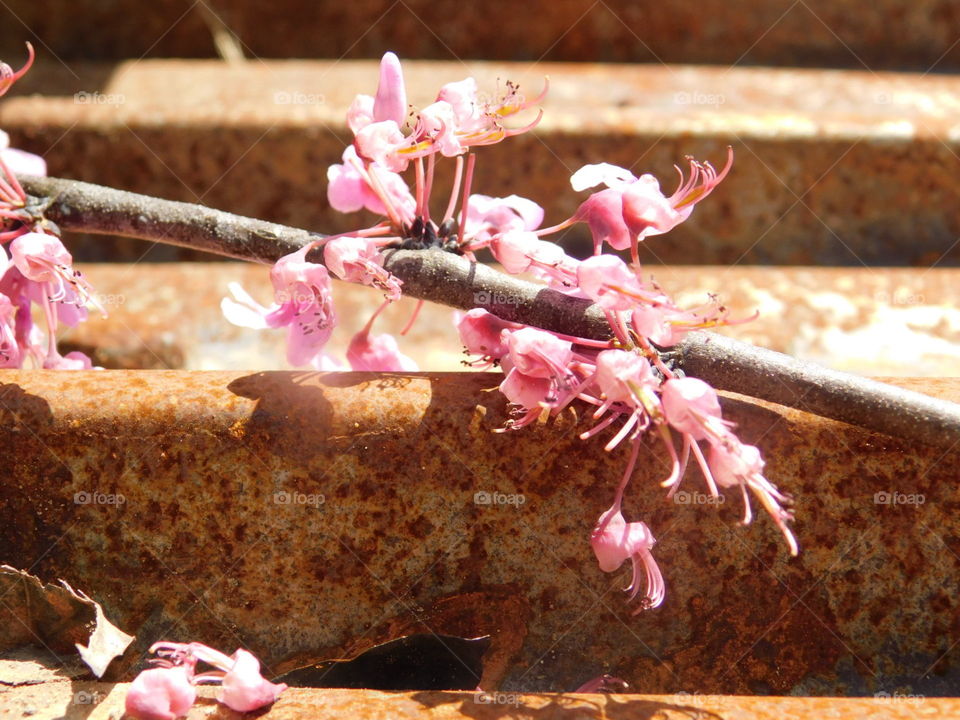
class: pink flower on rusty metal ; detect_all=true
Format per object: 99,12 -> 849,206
125,650 -> 197,720
139,642 -> 287,716
590,504 -> 665,612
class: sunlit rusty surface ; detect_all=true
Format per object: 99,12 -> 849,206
58,263 -> 960,376
5,61 -> 960,265
1,683 -> 956,719
0,371 -> 958,695
4,0 -> 960,71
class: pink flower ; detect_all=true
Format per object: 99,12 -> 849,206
570,149 -> 733,254
354,120 -> 409,173
499,362 -> 552,409
576,255 -> 665,311
709,439 -> 798,556
505,326 -> 572,379
221,246 -> 336,366
147,642 -> 286,715
490,231 -> 578,289
0,43 -> 33,98
5,232 -> 100,366
324,236 -> 402,301
214,649 -> 288,713
346,94 -> 375,135
436,77 -> 482,132
0,292 -> 19,368
462,194 -> 544,244
373,52 -> 407,126
43,349 -> 93,369
659,377 -> 724,440
593,349 -> 656,407
9,231 -> 73,285
345,299 -> 418,371
590,505 -> 665,612
326,147 -> 416,223
457,308 -> 519,361
572,188 -> 633,253
0,141 -> 46,176
413,101 -> 463,157
347,329 -> 418,371
125,665 -> 196,720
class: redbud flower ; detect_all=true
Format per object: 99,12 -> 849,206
576,255 -> 665,311
0,292 -> 20,368
590,504 -> 665,612
346,94 -> 375,135
354,120 -> 409,173
324,236 -> 402,301
222,246 -> 336,366
462,194 -> 544,244
0,43 -> 33,98
457,308 -> 520,362
373,51 -> 407,126
505,326 -> 572,379
326,147 -> 415,225
211,649 -> 288,713
709,439 -> 799,556
148,642 -> 286,715
660,376 -> 725,441
571,149 -> 733,255
0,136 -> 46,177
413,101 -> 464,157
125,664 -> 196,720
499,361 -> 553,409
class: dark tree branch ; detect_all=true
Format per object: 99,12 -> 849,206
17,174 -> 960,453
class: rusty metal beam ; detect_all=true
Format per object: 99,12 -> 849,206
0,372 -> 958,695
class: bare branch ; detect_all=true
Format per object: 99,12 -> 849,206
18,174 -> 960,452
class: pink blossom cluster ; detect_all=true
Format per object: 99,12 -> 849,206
287,51 -> 797,613
125,641 -> 286,719
0,45 -> 96,369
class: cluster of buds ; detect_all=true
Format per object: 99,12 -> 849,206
125,641 -> 287,719
0,44 -> 99,369
226,51 -> 797,614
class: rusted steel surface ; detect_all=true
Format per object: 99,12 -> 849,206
2,0 -> 960,72
1,683 -> 955,720
59,263 -> 960,377
0,371 -> 958,695
4,61 -> 960,265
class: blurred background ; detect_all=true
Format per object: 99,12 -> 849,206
1,0 -> 959,373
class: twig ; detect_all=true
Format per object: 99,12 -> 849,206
18,174 -> 960,452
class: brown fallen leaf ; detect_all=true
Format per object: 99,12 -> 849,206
0,566 -> 133,678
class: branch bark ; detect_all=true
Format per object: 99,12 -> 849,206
18,174 -> 960,453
